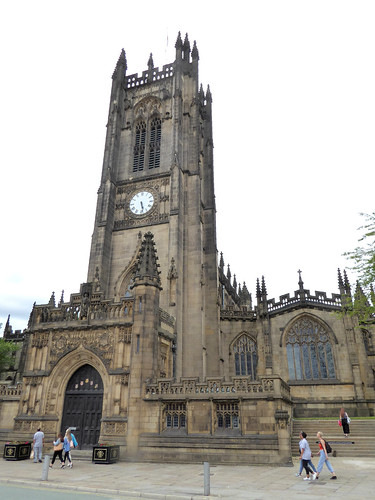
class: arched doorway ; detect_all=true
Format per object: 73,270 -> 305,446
61,364 -> 103,448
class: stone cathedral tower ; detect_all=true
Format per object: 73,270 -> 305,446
87,32 -> 219,381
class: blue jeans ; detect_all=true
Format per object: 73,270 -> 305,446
33,446 -> 42,462
317,450 -> 334,473
299,458 -> 316,474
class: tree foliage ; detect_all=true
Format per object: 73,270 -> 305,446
0,338 -> 20,373
344,212 -> 375,290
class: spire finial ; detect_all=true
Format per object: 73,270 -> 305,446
261,275 -> 267,297
192,40 -> 199,61
298,269 -> 304,290
148,53 -> 154,71
49,292 -> 56,307
219,252 -> 224,270
256,278 -> 261,299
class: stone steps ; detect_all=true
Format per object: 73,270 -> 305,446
291,418 -> 375,457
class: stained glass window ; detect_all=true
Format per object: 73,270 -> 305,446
286,316 -> 336,380
233,335 -> 257,379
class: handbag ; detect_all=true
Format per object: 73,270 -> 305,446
347,416 -> 351,424
338,419 -> 342,426
54,442 -> 63,451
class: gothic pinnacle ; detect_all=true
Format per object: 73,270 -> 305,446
192,40 -> 199,60
132,232 -> 162,289
112,48 -> 127,79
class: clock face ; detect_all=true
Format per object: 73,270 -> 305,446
129,191 -> 154,215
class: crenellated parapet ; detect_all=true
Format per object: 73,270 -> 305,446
266,289 -> 342,315
125,63 -> 174,88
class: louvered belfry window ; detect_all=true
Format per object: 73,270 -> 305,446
148,118 -> 161,169
133,118 -> 161,172
133,121 -> 146,172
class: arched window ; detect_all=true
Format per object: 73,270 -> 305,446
286,316 -> 336,381
233,335 -> 257,379
133,121 -> 146,172
133,117 -> 161,172
148,118 -> 161,169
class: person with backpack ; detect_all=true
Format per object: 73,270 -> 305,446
314,431 -> 337,480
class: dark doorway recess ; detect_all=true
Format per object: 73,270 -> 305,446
61,364 -> 103,448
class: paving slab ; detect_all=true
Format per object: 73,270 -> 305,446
1,457 -> 375,499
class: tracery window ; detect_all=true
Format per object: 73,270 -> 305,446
133,118 -> 161,172
148,118 -> 161,169
216,402 -> 239,429
133,121 -> 146,172
286,316 -> 336,381
164,402 -> 186,429
362,329 -> 374,354
233,335 -> 257,379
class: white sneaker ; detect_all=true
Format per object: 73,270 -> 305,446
295,473 -> 301,477
303,477 -> 311,481
312,473 -> 317,480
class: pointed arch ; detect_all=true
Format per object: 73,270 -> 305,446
133,97 -> 162,173
230,333 -> 257,379
113,233 -> 143,301
282,313 -> 337,381
44,346 -> 110,420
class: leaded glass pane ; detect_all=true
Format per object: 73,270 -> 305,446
325,342 -> 335,378
234,353 -> 240,376
310,344 -> 319,379
234,352 -> 241,375
293,344 -> 303,380
286,344 -> 295,380
302,343 -> 311,379
318,342 -> 327,378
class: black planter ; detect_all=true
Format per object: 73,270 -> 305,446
3,443 -> 32,461
92,445 -> 120,464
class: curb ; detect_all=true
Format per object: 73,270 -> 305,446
0,478 -> 217,500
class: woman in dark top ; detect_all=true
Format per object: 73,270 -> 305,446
339,407 -> 350,437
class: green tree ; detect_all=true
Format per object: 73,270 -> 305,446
343,212 -> 375,322
0,338 -> 20,373
344,212 -> 375,290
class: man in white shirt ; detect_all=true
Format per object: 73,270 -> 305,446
33,427 -> 44,463
299,431 -> 316,481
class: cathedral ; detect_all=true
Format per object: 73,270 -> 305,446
1,33 -> 374,465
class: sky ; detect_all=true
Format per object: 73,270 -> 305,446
1,1 -> 374,333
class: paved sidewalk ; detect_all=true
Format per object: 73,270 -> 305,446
1,457 -> 375,499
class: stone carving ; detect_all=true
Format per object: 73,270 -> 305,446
274,409 -> 290,429
31,333 -> 49,349
50,330 -> 115,368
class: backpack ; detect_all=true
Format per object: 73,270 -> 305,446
324,439 -> 332,453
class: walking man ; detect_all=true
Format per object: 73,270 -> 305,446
33,427 -> 44,463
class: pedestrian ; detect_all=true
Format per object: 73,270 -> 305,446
62,429 -> 73,468
315,431 -> 337,480
33,427 -> 44,463
295,431 -> 317,477
50,433 -> 64,468
339,407 -> 350,437
70,429 -> 78,450
299,431 -> 315,481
